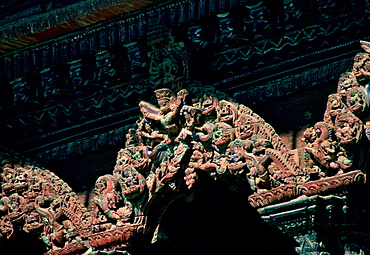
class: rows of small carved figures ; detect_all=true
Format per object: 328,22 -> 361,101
248,41 -> 370,207
1,40 -> 370,254
8,43 -> 147,110
115,85 -> 299,199
3,0 -> 370,111
0,156 -> 147,254
301,41 -> 370,177
0,162 -> 93,251
114,41 -> 370,214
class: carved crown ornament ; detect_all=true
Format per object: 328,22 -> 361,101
1,41 -> 370,254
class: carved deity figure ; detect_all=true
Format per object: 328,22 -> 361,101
139,88 -> 187,136
352,52 -> 370,84
302,121 -> 352,177
92,174 -> 133,229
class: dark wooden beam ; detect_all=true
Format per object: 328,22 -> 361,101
0,0 -> 161,54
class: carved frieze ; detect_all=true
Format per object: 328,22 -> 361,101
1,16 -> 370,254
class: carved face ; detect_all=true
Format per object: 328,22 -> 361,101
337,72 -> 358,93
353,53 -> 370,79
158,98 -> 171,114
302,127 -> 317,143
213,123 -> 234,148
326,94 -> 343,117
9,194 -> 22,211
226,141 -> 244,163
125,129 -> 137,147
365,121 -> 370,139
217,101 -> 236,124
335,112 -> 362,145
181,107 -> 202,129
235,114 -> 255,140
188,25 -> 203,44
14,168 -> 28,189
346,88 -> 367,114
1,168 -> 14,183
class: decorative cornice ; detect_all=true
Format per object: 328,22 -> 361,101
248,170 -> 365,208
0,0 -> 161,54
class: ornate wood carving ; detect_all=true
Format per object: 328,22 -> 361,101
1,41 -> 370,253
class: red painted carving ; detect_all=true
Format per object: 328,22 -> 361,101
1,41 -> 370,252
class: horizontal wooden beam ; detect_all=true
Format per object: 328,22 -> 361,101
0,0 -> 160,54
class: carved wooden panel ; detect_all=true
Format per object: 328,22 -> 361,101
1,40 -> 370,254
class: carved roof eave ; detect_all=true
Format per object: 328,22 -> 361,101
0,0 -> 159,54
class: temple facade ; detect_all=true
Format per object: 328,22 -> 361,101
1,0 -> 370,254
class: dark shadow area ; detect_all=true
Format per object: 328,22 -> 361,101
0,227 -> 47,255
45,144 -> 122,193
135,173 -> 298,255
252,80 -> 337,135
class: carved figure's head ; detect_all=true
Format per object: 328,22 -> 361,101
155,88 -> 175,114
353,52 -> 370,82
235,114 -> 256,140
337,72 -> 359,93
213,123 -> 234,149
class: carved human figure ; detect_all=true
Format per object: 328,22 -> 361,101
335,111 -> 363,146
113,164 -> 145,219
139,88 -> 187,135
8,193 -> 25,216
149,45 -> 179,87
352,52 -> 370,84
324,94 -> 344,126
136,118 -> 164,147
93,174 -> 132,227
11,77 -> 39,107
1,167 -> 15,194
249,136 -> 274,190
40,66 -> 70,101
345,87 -> 368,115
217,13 -> 248,48
303,122 -> 352,176
96,50 -> 125,85
14,167 -> 29,191
69,58 -> 97,92
23,211 -> 43,233
337,72 -> 359,94
116,147 -> 150,174
124,41 -> 147,79
175,106 -> 204,142
235,114 -> 258,140
213,122 -> 235,153
225,139 -> 253,175
217,100 -> 238,125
